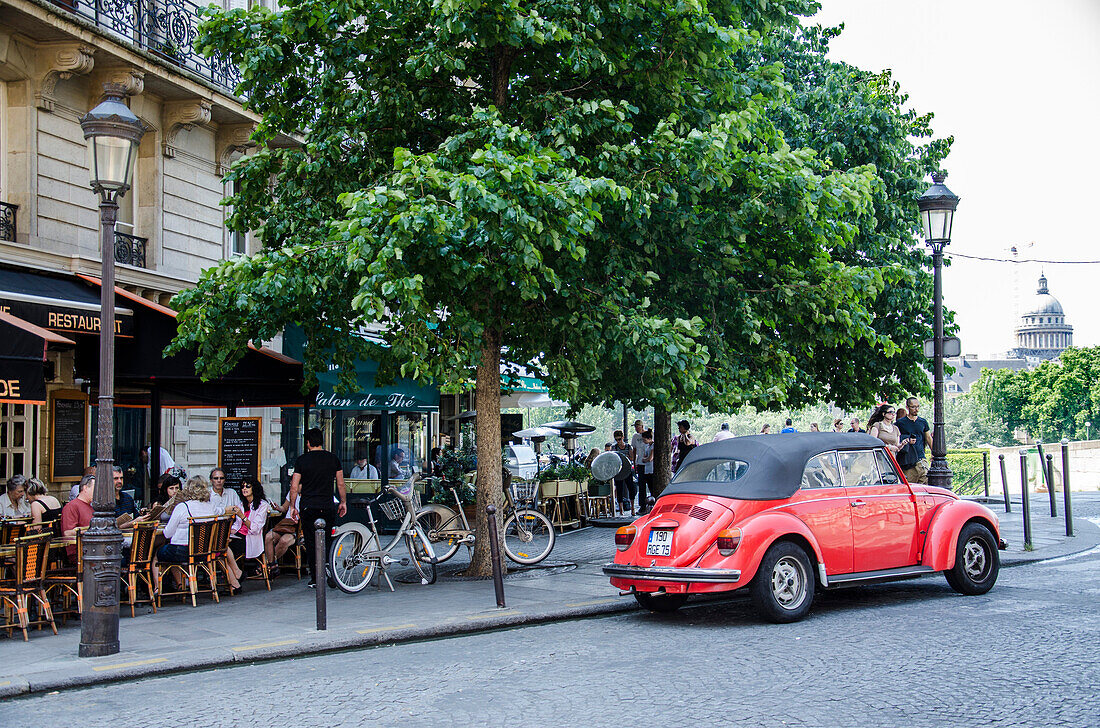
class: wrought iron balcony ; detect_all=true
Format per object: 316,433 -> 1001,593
52,0 -> 242,95
0,202 -> 16,242
115,231 -> 148,268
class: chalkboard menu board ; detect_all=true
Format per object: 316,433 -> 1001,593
50,391 -> 88,482
218,417 -> 261,488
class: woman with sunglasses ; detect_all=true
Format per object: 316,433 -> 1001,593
867,404 -> 903,454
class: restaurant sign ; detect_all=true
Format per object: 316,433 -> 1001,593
0,299 -> 134,337
315,361 -> 439,412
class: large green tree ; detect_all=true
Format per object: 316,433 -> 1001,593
174,0 -> 841,574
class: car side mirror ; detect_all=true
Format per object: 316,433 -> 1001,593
882,473 -> 899,485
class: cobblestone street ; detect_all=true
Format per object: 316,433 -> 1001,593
4,507 -> 1098,727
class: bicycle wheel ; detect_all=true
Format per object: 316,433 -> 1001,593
416,505 -> 462,564
404,528 -> 438,585
329,528 -> 378,593
503,509 -> 555,565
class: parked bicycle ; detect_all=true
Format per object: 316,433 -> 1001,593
328,475 -> 438,593
417,478 -> 555,565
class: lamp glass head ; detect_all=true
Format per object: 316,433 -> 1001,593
80,88 -> 144,195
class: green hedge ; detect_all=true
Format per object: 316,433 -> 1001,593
945,449 -> 989,496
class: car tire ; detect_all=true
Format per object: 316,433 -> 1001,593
750,541 -> 815,623
634,591 -> 688,613
944,522 -> 999,595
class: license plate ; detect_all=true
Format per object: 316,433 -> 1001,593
646,529 -> 673,557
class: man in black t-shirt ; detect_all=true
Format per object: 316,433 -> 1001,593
895,396 -> 933,484
288,428 -> 347,588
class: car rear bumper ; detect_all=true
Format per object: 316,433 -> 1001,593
602,563 -> 742,583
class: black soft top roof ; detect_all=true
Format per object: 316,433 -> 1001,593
664,432 -> 886,501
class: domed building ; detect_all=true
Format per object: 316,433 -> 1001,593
1011,273 -> 1073,363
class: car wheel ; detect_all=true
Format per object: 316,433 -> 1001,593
750,541 -> 815,623
634,591 -> 688,613
944,522 -> 999,595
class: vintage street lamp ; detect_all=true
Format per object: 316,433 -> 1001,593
918,172 -> 960,491
79,83 -> 144,657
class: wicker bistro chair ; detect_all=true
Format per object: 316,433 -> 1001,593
1,518 -> 32,545
276,520 -> 307,580
243,549 -> 272,591
0,532 -> 57,640
158,518 -> 219,608
211,516 -> 236,597
121,521 -> 159,617
44,528 -> 84,624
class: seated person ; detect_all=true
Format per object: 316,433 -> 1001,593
1,475 -> 31,518
26,478 -> 62,531
69,465 -> 97,500
61,475 -> 96,561
264,493 -> 300,574
113,466 -> 138,520
350,455 -> 379,479
154,474 -> 184,522
390,449 -> 408,479
226,477 -> 270,576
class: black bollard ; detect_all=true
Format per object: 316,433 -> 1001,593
1061,439 -> 1074,537
1045,453 -> 1057,517
1019,450 -> 1032,550
998,454 -> 1011,513
314,518 -> 327,631
486,505 -> 506,608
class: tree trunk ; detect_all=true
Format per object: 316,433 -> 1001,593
652,407 -> 673,497
466,326 -> 504,577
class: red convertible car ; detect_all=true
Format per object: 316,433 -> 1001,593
604,433 -> 1005,622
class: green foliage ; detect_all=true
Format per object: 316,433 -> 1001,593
971,347 -> 1100,443
536,461 -> 590,484
943,395 -> 1015,448
428,441 -> 477,504
945,449 -> 988,496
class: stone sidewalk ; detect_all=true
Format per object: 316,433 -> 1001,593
1,502 -> 1096,698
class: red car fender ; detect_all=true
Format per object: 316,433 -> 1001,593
921,500 -> 1001,571
729,511 -> 827,585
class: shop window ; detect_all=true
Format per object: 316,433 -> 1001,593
0,402 -> 37,480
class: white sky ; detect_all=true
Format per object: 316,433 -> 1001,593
813,1 -> 1100,356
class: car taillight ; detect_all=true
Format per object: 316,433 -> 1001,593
615,525 -> 636,551
716,528 -> 742,557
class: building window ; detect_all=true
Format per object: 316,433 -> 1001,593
225,174 -> 247,257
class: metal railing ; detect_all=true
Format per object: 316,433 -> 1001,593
51,0 -> 241,94
114,231 -> 148,267
0,201 -> 16,242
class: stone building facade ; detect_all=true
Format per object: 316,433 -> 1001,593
0,0 -> 292,499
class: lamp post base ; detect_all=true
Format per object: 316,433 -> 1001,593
927,458 -> 953,491
78,515 -> 123,657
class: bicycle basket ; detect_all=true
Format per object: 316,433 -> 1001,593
511,479 -> 538,503
378,489 -> 421,521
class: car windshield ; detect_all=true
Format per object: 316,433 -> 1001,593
671,458 -> 749,484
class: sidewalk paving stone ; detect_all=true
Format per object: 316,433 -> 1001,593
1,507 -> 1096,698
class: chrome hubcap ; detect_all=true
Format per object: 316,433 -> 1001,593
963,538 -> 989,579
771,556 -> 807,610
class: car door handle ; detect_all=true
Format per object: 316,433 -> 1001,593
850,500 -> 867,508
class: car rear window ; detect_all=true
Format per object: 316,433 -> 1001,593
672,458 -> 749,484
